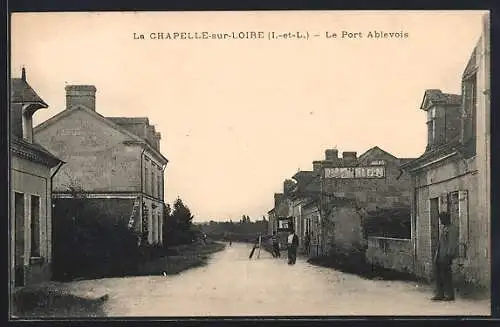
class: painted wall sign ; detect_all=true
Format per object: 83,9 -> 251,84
370,160 -> 386,166
324,166 -> 385,179
277,217 -> 294,232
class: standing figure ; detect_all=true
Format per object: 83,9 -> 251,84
432,211 -> 459,301
304,232 -> 311,256
287,230 -> 299,265
272,231 -> 280,258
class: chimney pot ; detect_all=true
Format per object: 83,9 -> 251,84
342,151 -> 357,160
325,149 -> 339,161
65,85 -> 97,111
313,161 -> 322,173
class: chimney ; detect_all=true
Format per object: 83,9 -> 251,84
283,179 -> 296,195
342,151 -> 357,162
325,149 -> 339,162
65,85 -> 97,111
21,67 -> 26,81
312,161 -> 322,173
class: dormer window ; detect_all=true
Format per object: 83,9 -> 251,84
11,69 -> 48,143
427,107 -> 436,147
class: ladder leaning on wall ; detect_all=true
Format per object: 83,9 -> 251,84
127,196 -> 141,230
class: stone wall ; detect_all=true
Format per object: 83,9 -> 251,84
366,236 -> 414,274
34,109 -> 142,193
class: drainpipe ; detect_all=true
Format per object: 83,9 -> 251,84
50,161 -> 64,180
49,161 -> 64,267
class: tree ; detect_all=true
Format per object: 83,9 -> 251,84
164,197 -> 196,245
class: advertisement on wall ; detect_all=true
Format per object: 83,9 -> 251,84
324,166 -> 385,179
277,217 -> 294,232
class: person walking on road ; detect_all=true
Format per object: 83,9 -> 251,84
271,231 -> 280,258
287,230 -> 299,265
432,211 -> 459,301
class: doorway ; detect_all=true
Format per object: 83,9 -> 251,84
14,192 -> 25,287
429,198 -> 440,260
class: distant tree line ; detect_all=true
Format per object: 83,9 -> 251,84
198,215 -> 268,243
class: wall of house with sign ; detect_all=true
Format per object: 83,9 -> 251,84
321,159 -> 412,211
319,153 -> 413,256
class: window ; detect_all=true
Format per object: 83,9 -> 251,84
462,73 -> 477,157
158,169 -> 163,200
151,168 -> 156,197
427,107 -> 436,147
30,195 -> 40,257
443,191 -> 469,258
144,159 -> 150,195
22,110 -> 34,143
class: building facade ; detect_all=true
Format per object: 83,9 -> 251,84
34,84 -> 168,246
10,69 -> 64,287
318,147 -> 414,256
402,16 -> 490,288
267,208 -> 275,235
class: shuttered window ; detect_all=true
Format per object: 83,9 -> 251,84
462,73 -> 477,157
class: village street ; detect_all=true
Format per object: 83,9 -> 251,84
64,243 -> 490,317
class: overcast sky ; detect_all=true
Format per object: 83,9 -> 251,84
11,11 -> 486,222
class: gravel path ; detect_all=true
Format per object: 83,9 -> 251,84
63,243 -> 490,317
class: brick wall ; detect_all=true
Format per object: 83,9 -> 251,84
366,236 -> 414,274
35,109 -> 142,192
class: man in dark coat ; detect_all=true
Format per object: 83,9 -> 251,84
271,231 -> 280,258
287,230 -> 299,265
432,211 -> 459,301
304,232 -> 311,255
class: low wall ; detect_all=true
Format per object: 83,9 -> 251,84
365,236 -> 414,274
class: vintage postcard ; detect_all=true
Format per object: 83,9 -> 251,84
9,10 -> 491,318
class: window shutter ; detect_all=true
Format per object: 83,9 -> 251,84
438,194 -> 448,213
458,190 -> 469,258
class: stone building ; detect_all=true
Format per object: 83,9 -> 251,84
34,84 -> 168,246
10,69 -> 64,287
401,15 -> 490,288
287,170 -> 320,255
267,208 -> 275,235
317,147 -> 414,256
